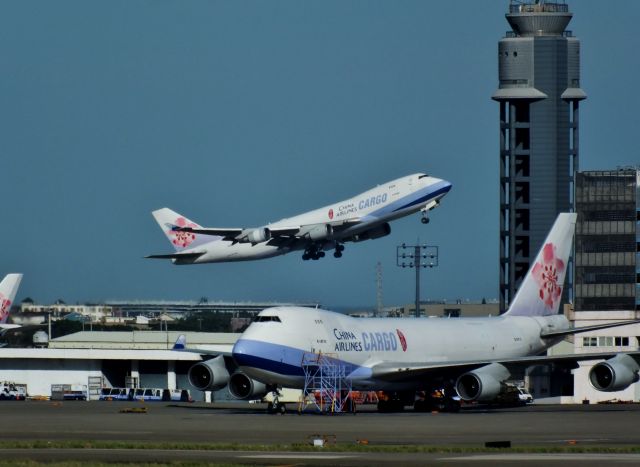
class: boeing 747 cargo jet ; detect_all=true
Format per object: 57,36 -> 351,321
210,213 -> 638,411
0,274 -> 23,332
147,173 -> 451,264
176,214 -> 640,411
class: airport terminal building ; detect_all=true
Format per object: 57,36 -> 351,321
570,169 -> 640,402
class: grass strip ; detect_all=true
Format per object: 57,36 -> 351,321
0,440 -> 639,454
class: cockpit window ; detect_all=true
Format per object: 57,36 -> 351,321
254,315 -> 281,323
418,174 -> 430,179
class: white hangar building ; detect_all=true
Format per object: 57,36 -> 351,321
0,331 -> 238,399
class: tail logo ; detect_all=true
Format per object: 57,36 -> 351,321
169,217 -> 198,248
396,329 -> 407,352
532,243 -> 565,310
0,294 -> 11,321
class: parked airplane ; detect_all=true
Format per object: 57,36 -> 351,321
206,213 -> 638,411
0,274 -> 23,332
147,173 -> 451,264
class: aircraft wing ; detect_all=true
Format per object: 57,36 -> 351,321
172,335 -> 234,357
173,227 -> 243,238
370,351 -> 640,383
540,320 -> 640,339
145,251 -> 205,260
175,219 -> 363,244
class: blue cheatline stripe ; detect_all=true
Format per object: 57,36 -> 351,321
368,181 -> 451,218
391,184 -> 451,212
232,339 -> 371,379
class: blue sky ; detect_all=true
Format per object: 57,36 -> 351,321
2,1 -> 639,308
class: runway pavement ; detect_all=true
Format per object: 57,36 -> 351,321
0,401 -> 639,465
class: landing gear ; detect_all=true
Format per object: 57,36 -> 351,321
267,391 -> 287,414
302,246 -> 325,261
333,243 -> 345,258
420,211 -> 430,224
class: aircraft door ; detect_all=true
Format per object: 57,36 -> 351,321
309,317 -> 331,355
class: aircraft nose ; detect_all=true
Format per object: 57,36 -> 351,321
232,339 -> 247,360
430,177 -> 452,192
232,338 -> 255,367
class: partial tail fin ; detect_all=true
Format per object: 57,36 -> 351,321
504,213 -> 577,317
151,208 -> 209,252
0,274 -> 23,324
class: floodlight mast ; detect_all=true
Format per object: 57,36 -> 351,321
396,244 -> 439,318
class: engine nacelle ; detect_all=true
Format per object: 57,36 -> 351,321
589,354 -> 640,392
351,223 -> 391,242
228,371 -> 269,400
187,355 -> 230,391
246,228 -> 271,244
455,363 -> 510,402
299,224 -> 333,241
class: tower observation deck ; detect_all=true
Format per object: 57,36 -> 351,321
493,1 -> 586,313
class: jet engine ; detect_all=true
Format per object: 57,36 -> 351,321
299,224 -> 333,241
228,371 -> 269,400
589,354 -> 640,392
246,228 -> 271,244
351,223 -> 391,242
187,355 -> 230,391
455,363 -> 510,402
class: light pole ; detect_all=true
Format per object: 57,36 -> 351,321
396,243 -> 438,317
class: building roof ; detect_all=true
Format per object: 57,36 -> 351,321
0,348 -> 202,361
49,331 -> 240,350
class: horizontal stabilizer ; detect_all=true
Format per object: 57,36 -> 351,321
540,320 -> 640,339
145,252 -> 205,260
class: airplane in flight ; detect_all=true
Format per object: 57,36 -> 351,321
147,173 -> 451,264
0,274 -> 23,333
184,213 -> 639,412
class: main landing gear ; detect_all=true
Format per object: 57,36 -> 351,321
302,246 -> 325,261
302,243 -> 345,260
267,390 -> 286,414
420,211 -> 430,224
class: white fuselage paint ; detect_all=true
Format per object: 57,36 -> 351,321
178,174 -> 450,263
232,307 -> 569,391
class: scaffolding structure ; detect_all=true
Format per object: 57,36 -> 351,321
298,352 -> 355,414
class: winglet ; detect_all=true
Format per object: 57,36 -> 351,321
504,213 -> 577,317
173,334 -> 186,350
0,274 -> 23,324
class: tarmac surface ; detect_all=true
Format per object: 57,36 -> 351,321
0,400 -> 639,465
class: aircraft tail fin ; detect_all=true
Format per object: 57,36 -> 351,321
0,274 -> 23,324
151,208 -> 210,252
504,213 -> 577,317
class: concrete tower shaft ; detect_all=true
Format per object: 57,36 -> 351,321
493,1 -> 586,313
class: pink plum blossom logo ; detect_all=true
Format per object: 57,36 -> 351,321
168,217 -> 198,248
396,329 -> 407,352
0,294 -> 11,322
532,242 -> 565,310
328,209 -> 334,220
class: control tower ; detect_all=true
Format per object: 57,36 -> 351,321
493,1 -> 586,313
